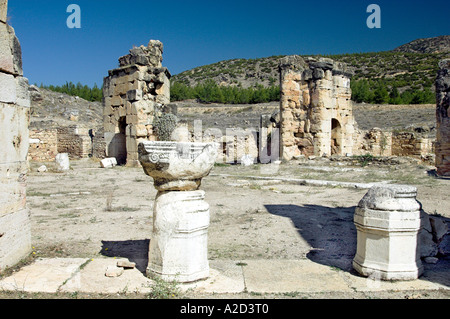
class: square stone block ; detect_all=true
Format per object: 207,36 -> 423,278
0,72 -> 16,103
0,0 -> 7,23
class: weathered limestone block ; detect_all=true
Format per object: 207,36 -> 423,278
0,161 -> 27,216
100,157 -> 117,168
55,153 -> 70,171
353,185 -> 423,281
148,190 -> 210,282
0,23 -> 22,76
103,40 -> 172,166
0,0 -> 7,23
139,141 -> 217,282
0,0 -> 31,272
435,59 -> 450,176
279,55 -> 354,160
0,207 -> 31,271
15,76 -> 30,108
419,210 -> 448,258
0,72 -> 16,103
0,103 -> 29,164
7,24 -> 22,76
0,22 -> 13,74
127,89 -> 142,101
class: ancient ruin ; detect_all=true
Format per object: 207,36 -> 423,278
0,0 -> 31,270
435,59 -> 450,176
279,56 -> 354,160
28,125 -> 97,162
138,141 -> 217,282
353,185 -> 423,280
103,40 -> 171,167
0,0 -> 448,298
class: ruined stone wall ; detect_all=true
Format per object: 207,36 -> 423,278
28,129 -> 58,162
435,59 -> 450,176
103,40 -> 171,167
352,128 -> 433,159
28,125 -> 96,161
91,127 -> 106,159
57,126 -> 92,158
353,128 -> 393,157
391,132 -> 433,157
0,0 -> 32,271
279,56 -> 354,161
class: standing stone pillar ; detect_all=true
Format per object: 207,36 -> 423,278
435,59 -> 450,177
103,40 -> 171,167
279,56 -> 354,161
138,141 -> 217,282
353,185 -> 423,281
0,0 -> 32,271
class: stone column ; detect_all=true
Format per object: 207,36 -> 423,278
435,59 -> 450,177
0,0 -> 32,272
353,185 -> 423,281
138,141 -> 217,282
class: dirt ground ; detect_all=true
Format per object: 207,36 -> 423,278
21,155 -> 449,299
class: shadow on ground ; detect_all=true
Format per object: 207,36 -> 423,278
265,204 -> 450,288
100,239 -> 150,274
265,204 -> 357,272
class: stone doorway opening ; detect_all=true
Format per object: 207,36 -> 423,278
331,118 -> 342,156
116,116 -> 127,165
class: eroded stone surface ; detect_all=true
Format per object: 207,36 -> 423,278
139,141 -> 218,191
279,56 -> 354,160
139,141 -> 217,282
353,184 -> 423,281
435,59 -> 450,176
103,40 -> 172,167
0,2 -> 31,272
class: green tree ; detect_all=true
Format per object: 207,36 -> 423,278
389,86 -> 403,104
373,83 -> 389,104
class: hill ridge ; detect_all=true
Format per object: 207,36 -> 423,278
172,35 -> 450,94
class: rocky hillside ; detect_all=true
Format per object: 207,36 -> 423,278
29,85 -> 103,129
173,56 -> 282,89
172,36 -> 450,94
393,35 -> 450,54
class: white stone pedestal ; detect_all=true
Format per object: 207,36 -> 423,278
138,141 -> 217,283
148,190 -> 210,282
353,184 -> 423,281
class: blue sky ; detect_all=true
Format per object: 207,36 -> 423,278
6,0 -> 450,87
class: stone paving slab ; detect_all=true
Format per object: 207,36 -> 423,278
0,257 -> 448,295
180,260 -> 245,294
59,258 -> 153,294
0,258 -> 88,293
241,259 -> 354,293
